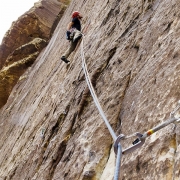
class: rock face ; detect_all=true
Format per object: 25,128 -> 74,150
0,38 -> 47,108
0,0 -> 69,108
0,0 -> 180,180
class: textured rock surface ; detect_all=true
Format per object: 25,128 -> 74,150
0,0 -> 69,108
0,0 -> 180,179
0,38 -> 47,108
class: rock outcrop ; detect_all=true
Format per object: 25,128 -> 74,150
0,38 -> 47,108
0,0 -> 180,180
0,0 -> 69,108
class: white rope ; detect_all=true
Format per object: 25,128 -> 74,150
80,36 -> 122,180
80,36 -> 117,141
114,144 -> 122,180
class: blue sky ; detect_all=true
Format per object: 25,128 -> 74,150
0,0 -> 38,43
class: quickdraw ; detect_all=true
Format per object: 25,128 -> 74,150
114,101 -> 180,155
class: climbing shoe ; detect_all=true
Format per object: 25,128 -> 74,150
61,56 -> 70,63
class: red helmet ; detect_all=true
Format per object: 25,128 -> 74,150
72,11 -> 80,18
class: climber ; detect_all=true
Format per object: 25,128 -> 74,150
61,11 -> 83,63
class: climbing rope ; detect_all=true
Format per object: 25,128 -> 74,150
80,34 -> 180,179
80,36 -> 117,140
114,144 -> 122,180
80,35 -> 122,180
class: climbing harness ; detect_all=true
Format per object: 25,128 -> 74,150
80,34 -> 180,179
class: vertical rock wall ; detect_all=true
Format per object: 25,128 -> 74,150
0,0 -> 180,179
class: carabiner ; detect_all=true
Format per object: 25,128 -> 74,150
114,132 -> 145,155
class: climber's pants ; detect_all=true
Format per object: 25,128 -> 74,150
63,40 -> 78,58
63,29 -> 81,58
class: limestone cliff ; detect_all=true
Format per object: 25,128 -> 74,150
0,0 -> 180,180
0,0 -> 69,108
